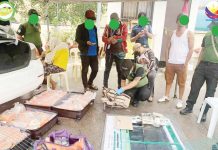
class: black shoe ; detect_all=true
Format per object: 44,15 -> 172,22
201,113 -> 207,122
131,101 -> 139,107
88,84 -> 98,90
180,107 -> 193,115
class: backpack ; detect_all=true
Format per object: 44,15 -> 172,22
101,87 -> 131,109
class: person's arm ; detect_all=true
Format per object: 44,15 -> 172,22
122,77 -> 141,91
75,25 -> 88,47
131,28 -> 142,42
16,24 -> 25,40
145,25 -> 153,39
184,31 -> 194,67
165,33 -> 172,65
197,36 -> 206,64
122,67 -> 145,91
121,79 -> 126,87
102,25 -> 113,44
147,49 -> 155,71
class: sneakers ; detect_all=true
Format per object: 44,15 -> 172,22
158,96 -> 170,103
176,99 -> 183,109
148,96 -> 153,102
131,101 -> 139,107
180,107 -> 193,115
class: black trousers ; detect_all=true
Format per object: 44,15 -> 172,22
81,55 -> 99,88
186,61 -> 218,114
124,84 -> 151,102
103,52 -> 123,88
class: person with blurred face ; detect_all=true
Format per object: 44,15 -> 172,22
180,21 -> 218,122
131,12 -> 153,48
116,59 -> 150,107
102,12 -> 128,88
133,43 -> 156,102
158,13 -> 194,109
17,9 -> 43,55
75,10 -> 99,92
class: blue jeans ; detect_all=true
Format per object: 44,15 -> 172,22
186,61 -> 218,113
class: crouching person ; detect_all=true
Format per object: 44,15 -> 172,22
116,59 -> 150,107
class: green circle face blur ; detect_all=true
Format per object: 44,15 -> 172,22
179,15 -> 189,26
109,19 -> 119,30
212,25 -> 218,36
85,19 -> 94,30
28,14 -> 39,25
138,16 -> 149,27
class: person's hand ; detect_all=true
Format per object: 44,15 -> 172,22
87,41 -> 93,46
194,48 -> 201,54
116,88 -> 124,95
143,29 -> 148,35
137,31 -> 144,38
111,38 -> 118,44
108,37 -> 114,43
183,63 -> 188,70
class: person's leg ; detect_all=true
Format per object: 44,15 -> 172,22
147,70 -> 156,100
103,53 -> 114,88
137,84 -> 151,101
180,63 -> 205,115
175,65 -> 188,109
124,88 -> 138,107
88,56 -> 99,90
165,64 -> 176,97
114,56 -> 123,88
176,65 -> 187,100
50,78 -> 57,90
158,64 -> 175,102
81,55 -> 90,89
203,64 -> 218,114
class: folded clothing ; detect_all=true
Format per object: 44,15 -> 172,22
54,91 -> 96,111
0,103 -> 56,130
26,90 -> 67,107
0,125 -> 29,150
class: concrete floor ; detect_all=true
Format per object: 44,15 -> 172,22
44,58 -> 218,150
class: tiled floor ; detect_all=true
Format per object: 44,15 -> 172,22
43,58 -> 218,150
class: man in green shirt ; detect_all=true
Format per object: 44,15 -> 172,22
116,59 -> 150,107
17,9 -> 43,55
180,22 -> 218,122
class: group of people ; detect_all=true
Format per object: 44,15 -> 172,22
76,10 -> 155,107
15,8 -> 218,122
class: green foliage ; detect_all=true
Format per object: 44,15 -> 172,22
11,0 -> 107,41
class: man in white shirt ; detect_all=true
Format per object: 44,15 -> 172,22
158,14 -> 194,109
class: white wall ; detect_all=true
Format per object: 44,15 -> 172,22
188,0 -> 201,31
107,2 -> 122,23
152,1 -> 167,60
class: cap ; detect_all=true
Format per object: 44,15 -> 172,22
28,9 -> 40,16
110,13 -> 119,20
138,12 -> 147,19
85,10 -> 96,20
